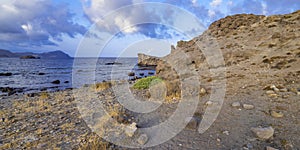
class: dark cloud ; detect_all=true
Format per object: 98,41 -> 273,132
0,0 -> 86,48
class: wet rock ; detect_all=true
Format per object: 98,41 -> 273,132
0,72 -> 12,76
128,72 -> 135,76
266,146 -> 278,150
243,104 -> 254,110
124,122 -> 137,137
51,80 -> 60,84
148,72 -> 155,75
139,73 -> 144,76
251,126 -> 274,140
38,72 -> 45,75
137,134 -> 148,145
64,81 -> 69,83
231,102 -> 241,107
270,110 -> 284,118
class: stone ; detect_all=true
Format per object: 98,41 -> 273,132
128,72 -> 135,76
200,88 -> 206,95
270,111 -> 284,118
266,90 -> 275,94
231,102 -> 241,107
251,126 -> 274,140
205,101 -> 213,106
185,117 -> 198,130
279,88 -> 288,92
0,72 -> 12,76
51,80 -> 60,84
268,94 -> 278,98
243,104 -> 254,110
38,72 -> 45,75
297,92 -> 300,95
266,146 -> 279,150
124,122 -> 137,137
222,130 -> 229,135
137,134 -> 148,145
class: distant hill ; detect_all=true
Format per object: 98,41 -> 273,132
0,49 -> 71,59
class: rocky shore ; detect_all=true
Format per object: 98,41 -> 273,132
1,10 -> 300,149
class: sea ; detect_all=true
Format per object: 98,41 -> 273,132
0,57 -> 155,95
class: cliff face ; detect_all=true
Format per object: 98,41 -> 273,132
138,10 -> 300,97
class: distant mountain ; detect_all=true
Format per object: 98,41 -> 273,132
0,49 -> 18,57
0,49 -> 71,59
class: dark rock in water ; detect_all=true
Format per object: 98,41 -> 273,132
64,81 -> 69,83
51,80 -> 60,84
27,93 -> 37,97
38,72 -> 45,75
0,72 -> 12,76
20,55 -> 40,59
40,88 -> 47,91
128,72 -> 135,76
0,87 -> 14,93
139,73 -> 144,76
105,62 -> 122,65
148,72 -> 155,75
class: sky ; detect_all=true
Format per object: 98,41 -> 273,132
0,0 -> 299,57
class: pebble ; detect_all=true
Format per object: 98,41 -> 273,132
137,134 -> 148,145
205,101 -> 213,106
200,88 -> 206,95
251,126 -> 274,140
279,88 -> 288,92
222,130 -> 229,135
266,146 -> 279,150
268,94 -> 278,98
124,122 -> 137,137
231,102 -> 241,107
297,92 -> 300,95
243,104 -> 254,110
270,111 -> 284,118
266,90 -> 275,94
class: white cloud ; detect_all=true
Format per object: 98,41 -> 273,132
208,9 -> 216,18
210,0 -> 222,7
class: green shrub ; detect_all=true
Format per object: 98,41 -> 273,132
132,76 -> 163,89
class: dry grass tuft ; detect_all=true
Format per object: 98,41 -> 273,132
78,135 -> 109,150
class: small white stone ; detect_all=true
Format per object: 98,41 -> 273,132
231,102 -> 241,107
243,104 -> 254,110
222,130 -> 229,135
266,90 -> 275,94
270,111 -> 284,118
206,101 -> 213,106
124,122 -> 137,137
137,134 -> 148,145
279,88 -> 288,92
266,146 -> 279,150
251,126 -> 274,140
